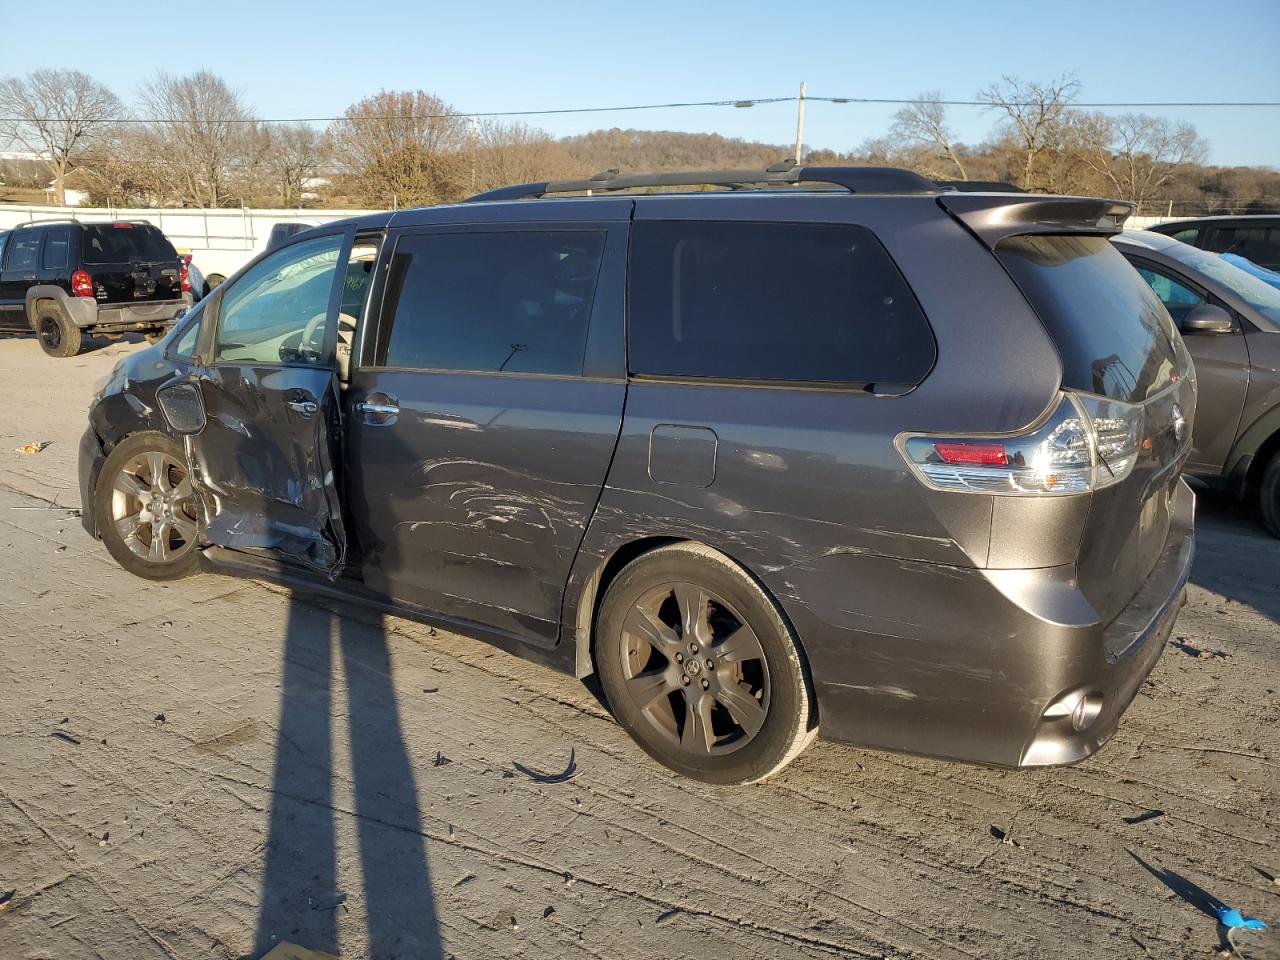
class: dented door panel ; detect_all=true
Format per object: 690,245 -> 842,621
346,371 -> 624,643
182,228 -> 354,575
186,364 -> 346,574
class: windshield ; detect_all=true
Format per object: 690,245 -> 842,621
1162,242 -> 1280,320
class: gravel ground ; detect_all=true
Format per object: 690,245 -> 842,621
0,334 -> 1276,960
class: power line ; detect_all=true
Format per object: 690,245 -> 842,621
1,93 -> 1278,126
812,96 -> 1280,108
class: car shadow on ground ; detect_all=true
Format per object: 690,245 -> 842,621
1188,486 -> 1280,625
251,592 -> 442,959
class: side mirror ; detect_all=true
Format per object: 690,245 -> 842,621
1181,303 -> 1234,334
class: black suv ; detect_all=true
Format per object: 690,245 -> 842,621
78,167 -> 1195,783
0,220 -> 192,357
1148,216 -> 1280,271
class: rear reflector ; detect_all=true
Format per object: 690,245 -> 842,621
933,442 -> 1008,466
899,392 -> 1142,496
179,263 -> 190,293
71,269 -> 94,297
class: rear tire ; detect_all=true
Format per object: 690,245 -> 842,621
34,303 -> 82,358
595,542 -> 816,784
95,432 -> 201,581
205,273 -> 226,292
1260,451 -> 1280,538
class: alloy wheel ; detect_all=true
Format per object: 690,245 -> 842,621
110,450 -> 198,564
617,582 -> 771,756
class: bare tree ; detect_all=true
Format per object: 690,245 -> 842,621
978,73 -> 1081,190
1079,112 -> 1208,213
889,92 -> 967,180
329,90 -> 468,207
472,120 -> 571,194
0,69 -> 123,205
264,124 -> 330,207
140,71 -> 250,207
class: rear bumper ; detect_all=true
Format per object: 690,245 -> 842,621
64,295 -> 190,330
1018,480 -> 1194,766
777,480 -> 1196,768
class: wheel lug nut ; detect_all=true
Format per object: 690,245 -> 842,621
675,653 -> 683,663
688,643 -> 698,654
705,659 -> 714,670
701,679 -> 710,690
682,676 -> 691,686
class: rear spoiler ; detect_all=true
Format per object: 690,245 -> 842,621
938,194 -> 1135,249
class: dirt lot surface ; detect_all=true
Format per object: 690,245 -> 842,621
0,334 -> 1276,960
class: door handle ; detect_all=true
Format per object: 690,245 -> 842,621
353,400 -> 399,416
286,399 -> 319,417
353,394 -> 399,425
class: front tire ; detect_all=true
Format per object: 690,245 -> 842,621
1260,450 -> 1280,538
94,432 -> 201,580
596,542 -> 816,784
34,303 -> 82,358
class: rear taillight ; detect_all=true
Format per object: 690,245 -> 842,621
71,269 -> 94,298
180,263 -> 190,293
899,393 -> 1141,496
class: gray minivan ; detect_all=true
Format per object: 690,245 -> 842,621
78,166 -> 1196,783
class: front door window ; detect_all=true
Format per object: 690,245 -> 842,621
215,234 -> 344,365
1134,265 -> 1206,327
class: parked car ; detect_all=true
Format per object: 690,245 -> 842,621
0,220 -> 192,356
1114,230 -> 1280,535
1147,216 -> 1280,271
78,167 -> 1195,783
1220,252 -> 1280,290
193,221 -> 319,296
265,221 -> 315,251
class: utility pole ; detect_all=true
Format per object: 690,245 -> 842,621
793,81 -> 807,165
470,114 -> 479,193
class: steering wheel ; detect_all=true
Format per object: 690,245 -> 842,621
281,311 -> 328,363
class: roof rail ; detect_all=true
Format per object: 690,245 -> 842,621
935,180 -> 1025,193
465,161 -> 938,202
14,217 -> 155,228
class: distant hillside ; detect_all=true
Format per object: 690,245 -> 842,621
561,129 -> 792,175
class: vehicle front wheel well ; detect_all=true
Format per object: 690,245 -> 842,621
1247,428 -> 1280,490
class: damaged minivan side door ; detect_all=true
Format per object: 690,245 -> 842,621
176,229 -> 353,574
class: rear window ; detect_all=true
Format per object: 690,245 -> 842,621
997,235 -> 1184,402
81,224 -> 177,265
627,221 -> 935,388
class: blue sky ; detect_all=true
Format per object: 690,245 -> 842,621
2,0 -> 1278,166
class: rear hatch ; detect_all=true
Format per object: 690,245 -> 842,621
993,230 -> 1195,623
80,223 -> 183,305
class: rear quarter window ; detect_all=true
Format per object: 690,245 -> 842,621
627,221 -> 936,389
997,235 -> 1186,402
